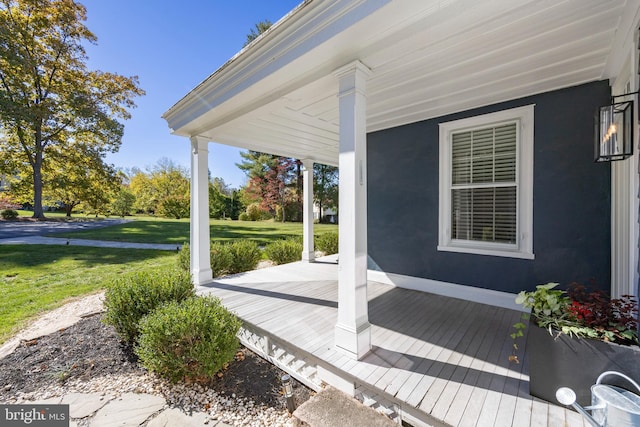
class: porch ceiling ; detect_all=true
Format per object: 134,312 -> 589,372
163,0 -> 636,166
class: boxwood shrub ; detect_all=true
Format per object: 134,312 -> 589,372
135,296 -> 241,383
0,209 -> 19,220
177,239 -> 260,277
226,240 -> 261,274
316,232 -> 338,255
265,238 -> 302,265
210,241 -> 234,277
102,269 -> 194,344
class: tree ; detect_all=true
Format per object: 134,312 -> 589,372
6,138 -> 120,216
244,20 -> 272,47
0,0 -> 144,218
237,151 -> 301,222
46,141 -> 120,217
110,187 -> 135,217
128,158 -> 190,219
313,164 -> 338,222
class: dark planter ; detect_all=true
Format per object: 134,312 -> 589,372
527,320 -> 640,406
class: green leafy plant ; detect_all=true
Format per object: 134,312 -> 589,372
265,238 -> 302,265
510,282 -> 638,363
177,242 -> 190,271
135,296 -> 241,383
177,239 -> 260,277
316,231 -> 338,255
0,209 -> 19,220
227,239 -> 261,274
103,269 -> 194,343
210,241 -> 234,277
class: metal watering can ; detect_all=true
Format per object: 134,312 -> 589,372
556,371 -> 640,427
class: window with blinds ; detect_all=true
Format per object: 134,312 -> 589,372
438,105 -> 534,259
450,123 -> 517,244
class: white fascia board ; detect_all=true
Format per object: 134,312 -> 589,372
163,0 -> 393,135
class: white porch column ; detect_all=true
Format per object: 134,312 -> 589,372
334,60 -> 371,360
189,136 -> 212,285
302,160 -> 315,262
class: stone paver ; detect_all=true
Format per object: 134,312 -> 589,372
147,407 -> 216,427
61,392 -> 113,419
90,393 -> 166,427
293,386 -> 397,427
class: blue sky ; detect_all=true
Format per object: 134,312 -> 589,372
81,0 -> 302,188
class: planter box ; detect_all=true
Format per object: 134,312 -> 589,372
527,320 -> 640,406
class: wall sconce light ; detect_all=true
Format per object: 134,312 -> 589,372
594,92 -> 638,162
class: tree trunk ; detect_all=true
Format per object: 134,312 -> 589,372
32,151 -> 45,219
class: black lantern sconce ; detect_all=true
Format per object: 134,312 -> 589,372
594,91 -> 638,162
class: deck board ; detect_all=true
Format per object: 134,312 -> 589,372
200,259 -> 588,427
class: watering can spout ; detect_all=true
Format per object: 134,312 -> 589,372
556,387 -> 603,427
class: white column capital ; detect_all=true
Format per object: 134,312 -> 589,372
333,60 -> 372,80
190,136 -> 209,155
334,60 -> 372,98
301,159 -> 315,170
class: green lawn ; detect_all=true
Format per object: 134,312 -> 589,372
0,245 -> 179,344
52,217 -> 338,245
2,215 -> 337,345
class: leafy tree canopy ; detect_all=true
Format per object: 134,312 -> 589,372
0,0 -> 144,218
244,19 -> 272,47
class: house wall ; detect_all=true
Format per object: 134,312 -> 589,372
367,80 -> 612,294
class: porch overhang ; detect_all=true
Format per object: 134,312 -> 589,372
162,0 -> 636,164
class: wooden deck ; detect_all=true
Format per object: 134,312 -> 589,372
197,257 -> 587,427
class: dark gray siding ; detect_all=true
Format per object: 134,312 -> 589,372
367,80 -> 611,294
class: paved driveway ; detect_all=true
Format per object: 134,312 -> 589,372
0,219 -> 129,239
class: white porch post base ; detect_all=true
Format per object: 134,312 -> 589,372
335,321 -> 371,360
192,267 -> 213,285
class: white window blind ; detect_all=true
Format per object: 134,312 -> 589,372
450,123 -> 517,244
439,105 -> 534,259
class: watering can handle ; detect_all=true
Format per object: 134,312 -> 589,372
596,371 -> 640,394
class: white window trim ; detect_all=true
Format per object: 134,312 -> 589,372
438,105 -> 534,260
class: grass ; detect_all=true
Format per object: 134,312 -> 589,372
2,214 -> 337,345
51,217 -> 338,245
0,245 -> 179,344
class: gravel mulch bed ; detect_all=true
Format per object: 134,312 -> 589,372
0,314 -> 313,426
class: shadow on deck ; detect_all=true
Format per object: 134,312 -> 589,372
197,257 -> 587,427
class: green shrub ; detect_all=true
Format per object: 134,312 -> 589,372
227,240 -> 261,274
238,212 -> 249,221
245,203 -> 264,221
265,239 -> 302,265
210,241 -> 234,277
316,232 -> 339,255
176,240 -> 258,277
0,209 -> 18,220
135,296 -> 241,383
103,269 -> 194,343
177,242 -> 190,271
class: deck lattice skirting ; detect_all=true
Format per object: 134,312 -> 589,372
237,323 -> 324,392
238,321 -> 410,424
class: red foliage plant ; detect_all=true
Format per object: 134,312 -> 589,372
566,283 -> 638,345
